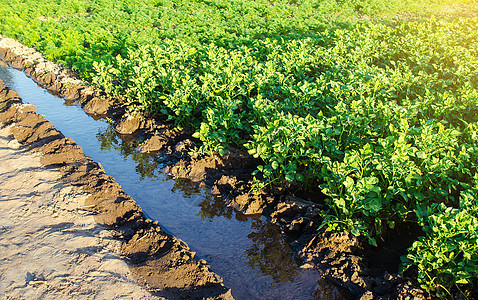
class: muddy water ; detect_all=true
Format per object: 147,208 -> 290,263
0,64 -> 342,300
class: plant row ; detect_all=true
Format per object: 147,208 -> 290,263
90,17 -> 478,294
91,18 -> 478,294
1,0 -> 477,295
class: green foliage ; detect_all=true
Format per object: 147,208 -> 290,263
402,187 -> 478,296
1,0 -> 478,294
245,113 -> 329,187
90,16 -> 478,293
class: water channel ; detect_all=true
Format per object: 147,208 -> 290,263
0,62 -> 342,299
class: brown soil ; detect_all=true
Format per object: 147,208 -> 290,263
0,36 -> 440,299
0,79 -> 232,299
0,125 -> 158,299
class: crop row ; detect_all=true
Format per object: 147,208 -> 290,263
1,0 -> 477,295
91,19 -> 478,293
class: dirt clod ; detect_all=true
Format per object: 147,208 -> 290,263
115,114 -> 145,134
137,134 -> 169,153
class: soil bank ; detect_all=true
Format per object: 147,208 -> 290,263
0,78 -> 232,299
0,36 -> 431,299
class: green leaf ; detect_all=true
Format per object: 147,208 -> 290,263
351,228 -> 360,236
285,173 -> 295,182
368,237 -> 377,247
368,198 -> 382,213
271,161 -> 279,170
344,176 -> 354,189
387,220 -> 395,229
416,151 -> 426,159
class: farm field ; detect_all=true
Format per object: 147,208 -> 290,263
1,0 -> 478,298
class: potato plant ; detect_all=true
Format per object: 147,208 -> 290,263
1,0 -> 477,295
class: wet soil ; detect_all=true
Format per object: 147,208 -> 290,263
0,125 -> 160,299
0,36 -> 436,299
0,78 -> 232,299
0,62 -> 327,299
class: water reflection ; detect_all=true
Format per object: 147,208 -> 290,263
246,220 -> 302,284
0,60 -> 14,86
198,194 -> 235,220
0,64 -> 344,299
97,124 -> 166,180
95,122 -> 304,285
314,278 -> 353,300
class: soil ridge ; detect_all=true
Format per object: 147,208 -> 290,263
0,78 -> 233,299
0,36 -> 427,299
